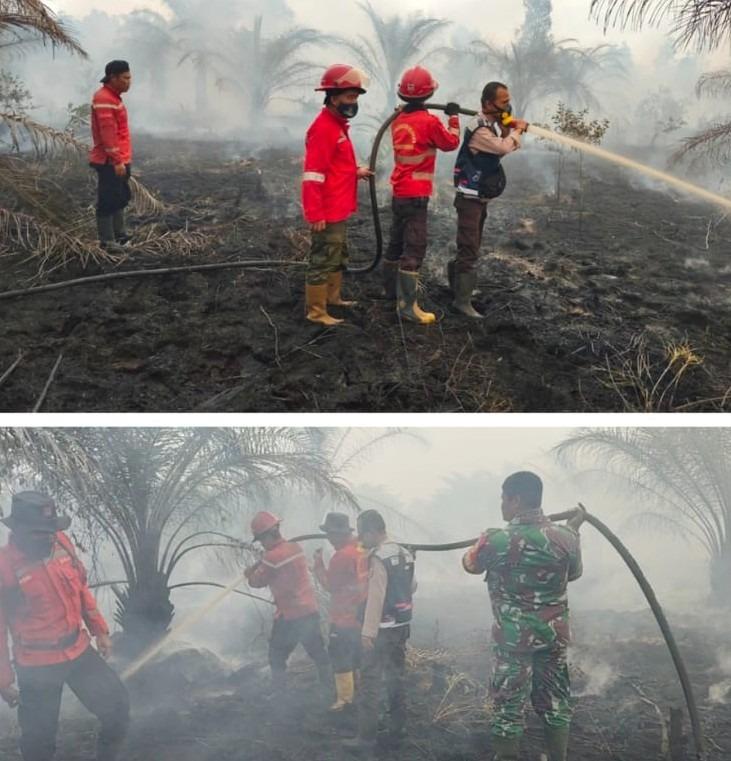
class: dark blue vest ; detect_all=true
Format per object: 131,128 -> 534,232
453,115 -> 507,199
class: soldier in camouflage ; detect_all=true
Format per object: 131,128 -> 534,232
462,471 -> 585,761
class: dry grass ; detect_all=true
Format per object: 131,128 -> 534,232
593,332 -> 708,411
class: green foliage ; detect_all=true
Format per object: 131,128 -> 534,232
551,102 -> 610,144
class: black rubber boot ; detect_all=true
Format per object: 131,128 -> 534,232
491,734 -> 521,760
544,724 -> 569,761
112,209 -> 130,244
452,270 -> 484,318
97,215 -> 125,253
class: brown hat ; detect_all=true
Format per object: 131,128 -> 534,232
1,491 -> 71,533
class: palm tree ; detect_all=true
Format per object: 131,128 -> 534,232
590,0 -> 731,53
346,1 -> 450,113
0,0 -> 85,56
555,427 -> 731,607
0,428 -> 357,649
213,16 -> 325,118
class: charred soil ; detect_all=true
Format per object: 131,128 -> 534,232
1,137 -> 730,412
0,610 -> 728,760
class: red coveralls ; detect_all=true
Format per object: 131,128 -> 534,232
247,538 -> 329,687
385,108 -> 460,271
89,85 -> 132,217
0,532 -> 129,761
314,538 -> 367,673
301,108 -> 358,285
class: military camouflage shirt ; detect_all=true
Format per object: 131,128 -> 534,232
463,512 -> 582,651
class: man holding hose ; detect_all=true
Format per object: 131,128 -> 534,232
462,472 -> 585,761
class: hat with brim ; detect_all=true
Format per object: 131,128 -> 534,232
319,512 -> 354,534
1,491 -> 71,533
101,60 -> 130,84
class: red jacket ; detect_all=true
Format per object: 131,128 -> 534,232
390,109 -> 460,198
302,108 -> 358,224
89,84 -> 132,166
314,539 -> 367,630
246,539 -> 318,620
0,532 -> 109,689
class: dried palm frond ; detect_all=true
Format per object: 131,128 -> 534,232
128,176 -> 166,216
0,111 -> 87,156
0,207 -> 119,272
671,121 -> 731,166
696,68 -> 731,99
0,0 -> 86,57
128,228 -> 212,257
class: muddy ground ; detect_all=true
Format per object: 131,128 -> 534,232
0,609 -> 728,760
1,136 -> 730,412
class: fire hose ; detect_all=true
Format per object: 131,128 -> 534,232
350,102 -> 479,275
292,503 -> 704,759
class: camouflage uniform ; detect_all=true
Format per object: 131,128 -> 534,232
463,512 -> 582,740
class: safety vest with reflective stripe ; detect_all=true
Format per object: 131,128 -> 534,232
390,107 -> 460,199
89,84 -> 131,166
301,108 -> 358,224
247,539 -> 319,620
0,532 -> 109,689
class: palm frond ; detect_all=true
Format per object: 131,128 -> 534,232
0,0 -> 87,57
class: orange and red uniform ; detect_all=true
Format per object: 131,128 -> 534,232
390,109 -> 460,198
247,539 -> 318,620
0,532 -> 109,690
314,538 -> 367,629
301,108 -> 358,224
89,84 -> 131,166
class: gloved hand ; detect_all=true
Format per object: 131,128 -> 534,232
567,505 -> 587,532
0,685 -> 19,708
444,102 -> 461,116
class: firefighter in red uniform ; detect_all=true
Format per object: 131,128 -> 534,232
89,61 -> 133,252
245,511 -> 332,697
384,66 -> 461,324
301,64 -> 374,326
0,492 -> 130,761
312,512 -> 367,712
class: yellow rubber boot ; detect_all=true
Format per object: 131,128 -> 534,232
397,269 -> 436,324
330,671 -> 355,711
327,271 -> 357,307
306,283 -> 343,326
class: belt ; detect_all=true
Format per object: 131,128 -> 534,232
21,628 -> 81,651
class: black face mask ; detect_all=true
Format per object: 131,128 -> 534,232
13,532 -> 55,560
336,102 -> 359,119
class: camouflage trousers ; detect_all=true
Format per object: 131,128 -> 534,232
490,643 -> 572,739
306,221 -> 350,285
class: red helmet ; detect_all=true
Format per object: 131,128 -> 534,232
397,66 -> 438,100
315,64 -> 368,93
251,511 -> 281,540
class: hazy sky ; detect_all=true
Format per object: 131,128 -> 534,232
48,0 -> 678,67
349,426 -> 565,503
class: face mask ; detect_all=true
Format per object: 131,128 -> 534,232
14,531 -> 55,560
337,102 -> 359,119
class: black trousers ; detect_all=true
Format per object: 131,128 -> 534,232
16,645 -> 130,761
329,624 -> 361,673
269,613 -> 329,687
91,163 -> 131,216
358,625 -> 410,742
385,197 -> 429,272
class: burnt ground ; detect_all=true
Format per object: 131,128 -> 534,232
0,609 -> 729,760
1,136 -> 730,412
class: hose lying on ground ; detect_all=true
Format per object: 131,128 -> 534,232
293,503 -> 704,760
